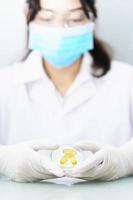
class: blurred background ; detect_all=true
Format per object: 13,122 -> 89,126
96,0 -> 133,65
0,0 -> 132,67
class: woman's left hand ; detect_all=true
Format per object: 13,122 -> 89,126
66,141 -> 133,181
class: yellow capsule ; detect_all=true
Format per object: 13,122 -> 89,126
60,148 -> 78,166
60,157 -> 68,165
71,158 -> 77,165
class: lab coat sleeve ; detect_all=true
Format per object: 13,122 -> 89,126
0,69 -> 7,144
0,66 -> 13,144
0,72 -> 5,144
130,71 -> 133,136
0,63 -> 22,144
122,72 -> 133,147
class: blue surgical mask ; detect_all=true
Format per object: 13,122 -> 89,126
29,22 -> 95,68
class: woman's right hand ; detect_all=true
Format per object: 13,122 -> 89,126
0,140 -> 64,182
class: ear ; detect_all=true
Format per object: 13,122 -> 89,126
23,2 -> 29,20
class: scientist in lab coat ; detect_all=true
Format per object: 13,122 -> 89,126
0,0 -> 133,183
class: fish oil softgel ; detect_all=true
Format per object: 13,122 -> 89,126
60,148 -> 78,166
50,144 -> 93,170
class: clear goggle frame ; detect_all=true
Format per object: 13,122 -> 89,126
34,8 -> 95,28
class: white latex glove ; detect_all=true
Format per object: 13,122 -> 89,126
66,140 -> 133,181
0,140 -> 64,182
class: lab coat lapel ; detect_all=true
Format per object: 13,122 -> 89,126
16,50 -> 97,114
64,79 -> 97,113
63,52 -> 97,113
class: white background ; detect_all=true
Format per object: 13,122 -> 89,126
96,0 -> 133,65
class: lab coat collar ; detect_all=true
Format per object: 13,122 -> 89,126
16,51 -> 46,83
16,50 -> 112,113
16,50 -> 112,85
16,50 -> 94,84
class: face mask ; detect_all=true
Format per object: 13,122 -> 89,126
29,22 -> 95,68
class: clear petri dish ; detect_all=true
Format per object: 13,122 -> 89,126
50,144 -> 93,170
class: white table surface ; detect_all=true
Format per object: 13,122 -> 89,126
0,175 -> 133,200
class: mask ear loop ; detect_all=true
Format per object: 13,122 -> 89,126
88,11 -> 95,22
24,1 -> 29,20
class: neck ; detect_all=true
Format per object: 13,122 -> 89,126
42,57 -> 83,95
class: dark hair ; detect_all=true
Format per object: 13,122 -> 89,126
26,0 -> 111,77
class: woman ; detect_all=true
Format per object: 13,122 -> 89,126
0,0 -> 133,183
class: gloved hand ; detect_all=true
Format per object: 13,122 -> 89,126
0,140 -> 64,182
66,140 -> 133,181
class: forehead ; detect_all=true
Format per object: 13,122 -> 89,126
40,0 -> 82,12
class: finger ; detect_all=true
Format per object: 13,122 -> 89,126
83,166 -> 112,181
14,172 -> 57,183
36,154 -> 65,177
84,165 -> 105,180
71,155 -> 111,181
74,141 -> 102,153
24,140 -> 60,151
89,162 -> 117,181
33,172 -> 58,181
71,151 -> 104,175
66,164 -> 104,180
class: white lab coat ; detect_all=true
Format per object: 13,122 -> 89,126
0,50 -> 133,146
